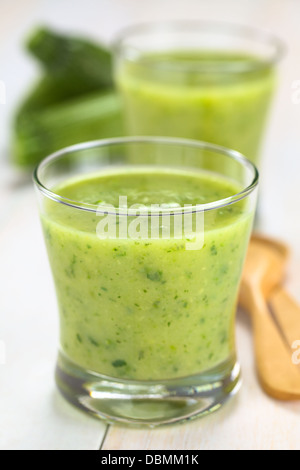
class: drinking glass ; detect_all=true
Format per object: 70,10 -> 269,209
114,21 -> 284,166
34,137 -> 258,426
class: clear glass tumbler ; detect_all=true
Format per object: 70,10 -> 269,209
34,137 -> 258,426
114,21 -> 284,166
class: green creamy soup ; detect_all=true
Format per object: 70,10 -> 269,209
42,168 -> 253,381
116,52 -> 275,165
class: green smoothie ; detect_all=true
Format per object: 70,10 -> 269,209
116,52 -> 275,165
42,168 -> 253,381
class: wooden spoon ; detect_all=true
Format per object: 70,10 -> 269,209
256,234 -> 300,350
269,288 -> 300,356
239,234 -> 300,400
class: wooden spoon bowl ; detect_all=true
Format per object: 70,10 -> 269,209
239,234 -> 300,401
239,234 -> 289,311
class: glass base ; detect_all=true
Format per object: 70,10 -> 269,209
55,352 -> 241,428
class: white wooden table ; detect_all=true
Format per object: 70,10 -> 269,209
1,0 -> 300,450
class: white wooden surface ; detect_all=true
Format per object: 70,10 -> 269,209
1,0 -> 300,450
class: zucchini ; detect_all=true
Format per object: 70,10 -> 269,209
27,27 -> 113,88
12,27 -> 123,168
13,90 -> 124,168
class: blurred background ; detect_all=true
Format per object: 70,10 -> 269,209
1,0 -> 300,291
1,0 -> 300,450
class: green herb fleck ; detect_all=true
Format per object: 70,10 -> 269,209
112,359 -> 127,368
145,269 -> 165,283
44,227 -> 52,241
138,351 -> 144,360
88,336 -> 100,347
76,334 -> 82,343
116,251 -> 127,257
65,254 -> 77,278
220,332 -> 228,344
210,244 -> 218,256
220,265 -> 228,274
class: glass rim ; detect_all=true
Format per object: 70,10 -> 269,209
33,136 -> 259,216
112,19 -> 285,73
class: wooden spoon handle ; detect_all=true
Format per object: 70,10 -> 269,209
268,287 -> 300,351
251,289 -> 300,400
